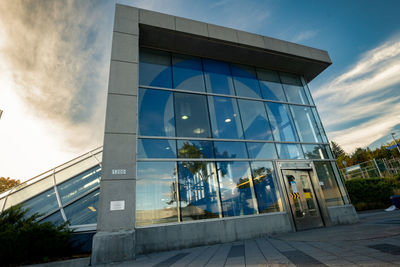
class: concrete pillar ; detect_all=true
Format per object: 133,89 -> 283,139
91,5 -> 139,265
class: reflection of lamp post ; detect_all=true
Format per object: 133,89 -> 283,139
0,109 -> 2,119
391,133 -> 400,154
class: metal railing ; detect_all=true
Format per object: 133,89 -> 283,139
339,157 -> 400,180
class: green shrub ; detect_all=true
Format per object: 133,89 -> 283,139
345,177 -> 399,211
0,205 -> 73,266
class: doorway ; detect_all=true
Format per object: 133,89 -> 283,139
282,169 -> 324,231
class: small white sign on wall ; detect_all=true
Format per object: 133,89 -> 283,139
110,200 -> 125,211
112,169 -> 126,175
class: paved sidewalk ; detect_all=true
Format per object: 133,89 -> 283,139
30,210 -> 400,266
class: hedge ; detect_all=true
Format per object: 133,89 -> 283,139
345,177 -> 400,211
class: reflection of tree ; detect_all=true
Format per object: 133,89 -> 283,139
251,167 -> 272,186
304,146 -> 321,159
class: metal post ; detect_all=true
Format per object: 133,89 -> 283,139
373,158 -> 383,178
391,133 -> 400,154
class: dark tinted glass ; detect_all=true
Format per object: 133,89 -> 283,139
203,59 -> 235,95
302,144 -> 329,159
136,162 -> 178,226
138,88 -> 175,136
250,161 -> 283,213
257,69 -> 287,102
290,105 -> 322,143
139,49 -> 172,87
63,190 -> 99,225
214,141 -> 248,159
174,93 -> 211,138
138,139 -> 177,158
22,187 -> 58,217
266,103 -> 298,141
177,140 -> 214,158
280,72 -> 309,104
178,162 -> 220,221
172,54 -> 205,92
217,161 -> 257,217
246,142 -> 277,159
231,64 -> 262,98
57,165 -> 101,205
39,211 -> 65,226
238,99 -> 273,140
276,143 -> 304,159
208,96 -> 243,139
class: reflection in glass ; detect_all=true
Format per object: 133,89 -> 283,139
63,190 -> 99,225
136,162 -> 178,226
174,93 -> 211,138
238,99 -> 273,140
280,72 -> 309,104
214,141 -> 248,159
139,48 -> 172,88
290,105 -> 322,143
208,96 -> 243,139
312,108 -> 329,143
302,144 -> 329,159
257,69 -> 287,102
250,161 -> 283,213
138,139 -> 176,158
57,165 -> 101,205
22,187 -> 58,217
172,54 -> 205,92
217,161 -> 257,217
39,211 -> 65,226
178,162 -> 220,221
301,77 -> 315,105
276,143 -> 304,159
247,142 -> 277,159
314,161 -> 344,206
138,88 -> 175,136
177,140 -> 214,158
203,59 -> 235,95
231,64 -> 262,98
266,103 -> 298,141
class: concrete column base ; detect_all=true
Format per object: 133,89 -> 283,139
328,205 -> 359,225
91,230 -> 135,265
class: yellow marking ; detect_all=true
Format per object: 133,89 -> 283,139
304,192 -> 312,199
88,206 -> 96,212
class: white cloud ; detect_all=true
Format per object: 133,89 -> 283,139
291,30 -> 318,43
313,34 -> 400,153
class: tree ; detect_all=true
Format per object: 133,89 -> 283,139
0,177 -> 20,193
330,141 -> 345,159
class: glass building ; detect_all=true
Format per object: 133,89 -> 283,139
0,5 -> 359,265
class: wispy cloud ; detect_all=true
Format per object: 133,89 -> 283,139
313,34 -> 400,152
291,30 -> 318,43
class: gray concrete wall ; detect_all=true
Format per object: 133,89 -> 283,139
136,212 -> 292,254
328,205 -> 359,225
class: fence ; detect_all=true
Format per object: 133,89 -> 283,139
340,157 -> 400,180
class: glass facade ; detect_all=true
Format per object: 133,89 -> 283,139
137,48 -> 344,226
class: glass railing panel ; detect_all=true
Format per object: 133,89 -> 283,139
54,155 -> 100,186
21,187 -> 58,217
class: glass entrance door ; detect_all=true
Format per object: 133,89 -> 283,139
282,169 -> 323,231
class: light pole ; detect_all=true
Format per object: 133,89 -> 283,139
391,132 -> 400,154
0,109 -> 2,119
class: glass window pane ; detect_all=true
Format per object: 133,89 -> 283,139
177,140 -> 214,158
238,99 -> 273,140
257,69 -> 287,102
217,161 -> 257,217
302,144 -> 329,159
138,139 -> 176,158
280,72 -> 309,104
174,92 -> 211,138
139,48 -> 172,88
57,165 -> 101,205
301,77 -> 315,105
208,96 -> 243,139
312,108 -> 329,143
314,161 -> 344,206
247,142 -> 277,159
178,162 -> 220,221
290,105 -> 322,143
138,88 -> 175,136
266,103 -> 298,142
203,59 -> 235,95
172,54 -> 205,92
214,141 -> 248,159
39,211 -> 65,226
136,162 -> 178,226
63,190 -> 99,225
22,187 -> 58,217
231,64 -> 262,98
276,143 -> 304,159
250,161 -> 283,213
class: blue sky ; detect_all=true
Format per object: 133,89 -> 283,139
0,0 -> 399,181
